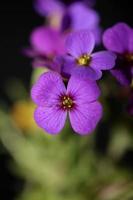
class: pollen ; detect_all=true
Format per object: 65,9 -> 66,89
77,54 -> 91,66
62,96 -> 74,110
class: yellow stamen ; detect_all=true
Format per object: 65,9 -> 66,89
77,54 -> 91,66
62,96 -> 73,110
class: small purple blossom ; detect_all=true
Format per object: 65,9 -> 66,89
25,1 -> 102,69
30,26 -> 65,56
34,0 -> 101,43
103,22 -> 133,86
31,72 -> 102,135
34,0 -> 96,18
61,2 -> 101,44
62,30 -> 116,80
34,0 -> 65,18
25,26 -> 65,69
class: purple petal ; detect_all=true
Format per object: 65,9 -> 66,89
90,51 -> 116,70
111,68 -> 132,86
70,66 -> 102,80
66,30 -> 95,58
69,102 -> 102,135
49,56 -> 63,73
91,26 -> 102,45
103,23 -> 131,53
61,55 -> 75,76
32,58 -> 53,69
34,0 -> 65,17
62,55 -> 102,80
68,2 -> 99,31
128,29 -> 133,52
30,26 -> 65,56
34,106 -> 67,134
31,72 -> 66,106
67,75 -> 101,103
31,56 -> 62,72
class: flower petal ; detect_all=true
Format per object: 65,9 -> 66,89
34,0 -> 64,17
65,29 -> 95,58
32,58 -> 53,69
34,106 -> 67,134
30,26 -> 65,56
31,72 -> 66,106
60,55 -> 75,78
111,68 -> 132,86
70,66 -> 102,80
90,51 -> 116,70
128,29 -> 133,52
103,23 -> 131,53
68,2 -> 99,30
62,55 -> 102,80
67,75 -> 101,103
69,102 -> 102,135
91,26 -> 102,45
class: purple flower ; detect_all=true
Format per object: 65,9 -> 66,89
25,26 -> 65,69
34,0 -> 96,18
34,0 -> 101,43
30,26 -> 65,56
103,22 -> 133,86
61,2 -> 101,43
31,72 -> 102,135
34,0 -> 65,17
26,1 -> 102,69
62,30 -> 116,80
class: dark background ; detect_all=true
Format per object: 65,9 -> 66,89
0,0 -> 133,199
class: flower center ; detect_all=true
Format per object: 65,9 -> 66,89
125,53 -> 133,63
61,95 -> 74,110
77,54 -> 91,66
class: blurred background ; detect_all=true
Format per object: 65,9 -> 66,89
0,0 -> 133,200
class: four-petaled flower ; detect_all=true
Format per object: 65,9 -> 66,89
25,26 -> 65,69
62,30 -> 116,80
103,22 -> 133,86
31,72 -> 102,135
29,2 -> 132,134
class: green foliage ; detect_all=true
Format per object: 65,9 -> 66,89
0,109 -> 133,200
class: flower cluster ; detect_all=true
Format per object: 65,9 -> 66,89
28,0 -> 133,135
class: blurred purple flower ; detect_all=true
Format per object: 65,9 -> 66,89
34,0 -> 65,17
34,0 -> 96,18
34,0 -> 101,43
62,30 -> 116,80
25,1 -> 102,69
25,26 -> 65,69
103,22 -> 133,86
61,2 -> 101,44
31,71 -> 102,135
30,26 -> 65,56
